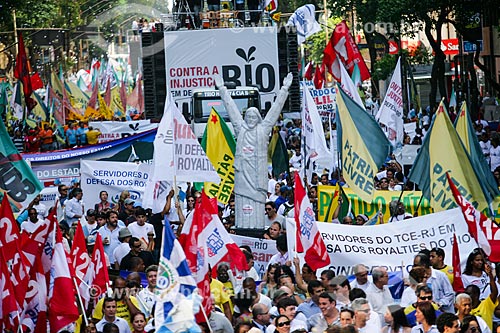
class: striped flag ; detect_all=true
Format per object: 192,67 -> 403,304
294,172 -> 330,270
155,218 -> 201,333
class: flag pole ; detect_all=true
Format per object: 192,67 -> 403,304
413,195 -> 424,217
199,301 -> 214,333
72,277 -> 89,326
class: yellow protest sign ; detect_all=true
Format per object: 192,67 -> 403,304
317,185 -> 431,222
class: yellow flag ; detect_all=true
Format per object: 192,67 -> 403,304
98,92 -> 113,120
201,108 -> 236,204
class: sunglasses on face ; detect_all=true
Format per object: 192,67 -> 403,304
419,296 -> 433,301
277,321 -> 290,327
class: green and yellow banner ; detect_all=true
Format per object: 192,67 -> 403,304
201,108 -> 236,204
317,185 -> 431,222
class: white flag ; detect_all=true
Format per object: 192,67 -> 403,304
302,83 -> 331,178
340,63 -> 365,110
143,93 -> 219,211
287,4 -> 322,44
376,57 -> 404,147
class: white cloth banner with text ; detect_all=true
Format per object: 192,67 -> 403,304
80,160 -> 151,208
289,208 -> 477,277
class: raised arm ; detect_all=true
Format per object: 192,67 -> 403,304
214,76 -> 244,133
262,73 -> 293,131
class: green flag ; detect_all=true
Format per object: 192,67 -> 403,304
0,119 -> 43,211
0,84 -> 7,116
268,126 -> 289,178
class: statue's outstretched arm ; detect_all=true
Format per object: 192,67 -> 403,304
214,76 -> 243,128
263,72 -> 293,130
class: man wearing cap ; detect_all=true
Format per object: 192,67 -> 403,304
98,210 -> 124,265
64,188 -> 84,228
119,198 -> 136,225
113,228 -> 132,269
307,292 -> 340,332
330,275 -> 351,309
350,264 -> 372,291
83,209 -> 99,238
127,208 -> 155,252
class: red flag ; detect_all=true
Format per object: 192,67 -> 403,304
48,225 -> 79,333
446,173 -> 493,257
14,32 -> 36,110
323,21 -> 370,82
119,80 -> 127,114
87,76 -> 99,110
294,172 -> 330,270
178,193 -> 213,321
0,248 -> 20,332
313,64 -> 324,89
332,21 -> 370,81
70,223 -> 91,297
0,195 -> 30,307
137,74 -> 144,114
30,73 -> 44,91
104,76 -> 112,107
452,233 -> 465,293
82,233 -> 109,305
21,256 -> 48,333
304,61 -> 314,81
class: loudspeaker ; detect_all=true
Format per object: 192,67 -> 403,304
141,32 -> 166,120
277,26 -> 300,114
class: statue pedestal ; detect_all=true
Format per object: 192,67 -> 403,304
234,195 -> 266,229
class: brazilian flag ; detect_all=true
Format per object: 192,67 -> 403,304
201,108 -> 236,204
336,84 -> 392,202
409,101 -> 495,213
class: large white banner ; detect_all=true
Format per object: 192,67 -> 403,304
89,120 -> 158,143
287,208 -> 477,276
164,27 -> 280,107
232,235 -> 276,280
80,160 -> 152,208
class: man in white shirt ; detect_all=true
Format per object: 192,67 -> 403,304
137,265 -> 157,317
127,208 -> 155,251
64,188 -> 84,228
20,208 -> 46,234
95,298 -> 131,333
113,228 -> 132,268
365,267 -> 394,323
350,264 -> 372,291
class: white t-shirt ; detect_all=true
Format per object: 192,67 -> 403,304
112,242 -> 130,265
490,145 -> 500,171
127,221 -> 156,245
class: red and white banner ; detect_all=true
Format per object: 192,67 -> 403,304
294,173 -> 330,271
440,39 -> 459,55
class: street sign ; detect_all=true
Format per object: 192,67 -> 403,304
463,40 -> 483,53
